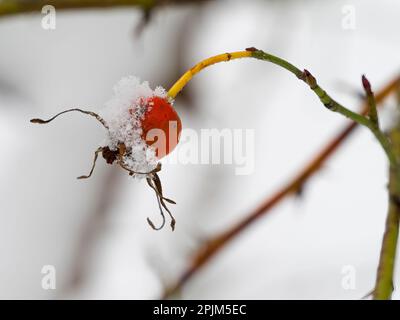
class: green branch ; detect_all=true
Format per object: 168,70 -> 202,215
373,138 -> 400,299
250,48 -> 397,168
373,93 -> 400,300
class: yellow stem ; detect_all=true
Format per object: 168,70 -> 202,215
167,51 -> 252,99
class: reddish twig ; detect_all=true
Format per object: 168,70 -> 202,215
163,75 -> 400,299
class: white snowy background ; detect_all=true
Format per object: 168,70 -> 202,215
0,0 -> 399,299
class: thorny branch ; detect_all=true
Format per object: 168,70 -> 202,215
163,58 -> 400,298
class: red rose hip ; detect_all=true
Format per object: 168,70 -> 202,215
140,96 -> 182,159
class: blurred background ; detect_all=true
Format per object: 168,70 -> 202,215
0,0 -> 399,299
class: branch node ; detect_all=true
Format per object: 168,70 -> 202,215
245,47 -> 258,52
302,69 -> 317,88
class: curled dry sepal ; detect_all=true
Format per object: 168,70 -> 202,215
30,76 -> 182,231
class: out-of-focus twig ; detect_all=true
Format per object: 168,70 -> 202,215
0,0 -> 211,17
163,75 -> 400,299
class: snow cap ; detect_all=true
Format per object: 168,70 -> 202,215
100,76 -> 169,178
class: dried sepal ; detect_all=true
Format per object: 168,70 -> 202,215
77,147 -> 104,180
146,173 -> 176,231
30,108 -> 108,129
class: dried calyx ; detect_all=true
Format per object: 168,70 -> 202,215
30,76 -> 182,231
